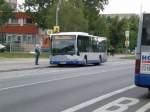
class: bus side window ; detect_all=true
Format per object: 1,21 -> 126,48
98,42 -> 102,52
85,37 -> 90,52
142,27 -> 147,45
77,39 -> 81,52
142,14 -> 150,45
78,40 -> 82,47
91,38 -> 94,52
78,36 -> 91,52
77,36 -> 84,52
91,37 -> 98,52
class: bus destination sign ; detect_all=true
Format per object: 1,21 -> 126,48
140,52 -> 150,74
54,36 -> 74,40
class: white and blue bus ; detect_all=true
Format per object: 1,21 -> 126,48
50,32 -> 107,65
135,13 -> 150,91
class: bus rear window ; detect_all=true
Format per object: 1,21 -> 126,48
141,14 -> 150,45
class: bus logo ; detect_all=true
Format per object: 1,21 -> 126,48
141,53 -> 150,64
141,52 -> 150,74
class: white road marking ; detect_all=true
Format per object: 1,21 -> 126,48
0,67 -> 132,92
62,85 -> 136,112
136,102 -> 150,112
93,97 -> 139,112
0,60 -> 133,79
0,66 -> 131,80
0,69 -> 74,80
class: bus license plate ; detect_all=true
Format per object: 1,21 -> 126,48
60,62 -> 66,64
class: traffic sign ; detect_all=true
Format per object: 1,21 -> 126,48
47,29 -> 53,35
125,31 -> 130,37
53,26 -> 60,33
125,40 -> 129,47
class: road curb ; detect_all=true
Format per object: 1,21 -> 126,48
0,66 -> 50,73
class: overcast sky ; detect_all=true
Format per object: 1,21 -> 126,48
101,0 -> 150,14
18,0 -> 150,14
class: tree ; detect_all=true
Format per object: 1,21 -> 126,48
24,0 -> 56,29
60,2 -> 88,31
107,15 -> 139,53
108,17 -> 119,48
24,0 -> 108,30
0,0 -> 13,27
82,0 -> 108,35
46,0 -> 88,32
83,0 -> 108,13
128,16 -> 139,50
107,16 -> 126,53
24,0 -> 55,12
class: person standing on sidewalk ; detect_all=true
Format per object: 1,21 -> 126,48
34,45 -> 40,65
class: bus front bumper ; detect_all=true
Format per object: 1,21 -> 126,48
135,74 -> 150,88
50,61 -> 84,65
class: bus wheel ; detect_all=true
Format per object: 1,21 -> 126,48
94,62 -> 100,65
148,88 -> 150,92
94,60 -> 100,65
99,55 -> 102,65
94,56 -> 101,65
84,55 -> 88,65
58,64 -> 63,67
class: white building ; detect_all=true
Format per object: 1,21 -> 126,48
5,0 -> 17,9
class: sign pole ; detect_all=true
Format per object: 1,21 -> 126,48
125,31 -> 130,57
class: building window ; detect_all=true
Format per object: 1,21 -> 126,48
19,19 -> 24,26
11,17 -> 18,24
0,33 -> 6,44
7,35 -> 12,43
23,35 -> 27,43
28,35 -> 32,43
23,19 -> 26,24
26,18 -> 33,24
32,35 -> 36,44
17,36 -> 21,43
8,19 -> 11,24
22,34 -> 36,44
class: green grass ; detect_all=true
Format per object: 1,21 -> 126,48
0,52 -> 50,58
120,55 -> 135,60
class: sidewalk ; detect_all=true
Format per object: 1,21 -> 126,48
107,54 -> 131,62
0,58 -> 50,72
0,55 -> 132,72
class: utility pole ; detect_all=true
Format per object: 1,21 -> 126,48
56,0 -> 62,26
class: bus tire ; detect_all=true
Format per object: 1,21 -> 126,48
94,55 -> 102,65
99,55 -> 102,65
148,88 -> 150,92
58,64 -> 63,67
84,55 -> 88,65
94,60 -> 100,65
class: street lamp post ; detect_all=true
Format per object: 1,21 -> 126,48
125,30 -> 130,56
56,0 -> 62,26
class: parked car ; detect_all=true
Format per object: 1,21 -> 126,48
0,44 -> 6,52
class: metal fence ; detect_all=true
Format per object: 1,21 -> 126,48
2,42 -> 36,52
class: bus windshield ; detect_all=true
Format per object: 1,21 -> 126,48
51,35 -> 76,55
142,14 -> 150,46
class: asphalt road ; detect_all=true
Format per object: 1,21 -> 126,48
0,60 -> 148,112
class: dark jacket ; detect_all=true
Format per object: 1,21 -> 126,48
35,47 -> 40,56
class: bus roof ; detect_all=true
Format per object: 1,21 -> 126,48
50,32 -> 89,36
92,35 -> 107,40
50,32 -> 107,40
